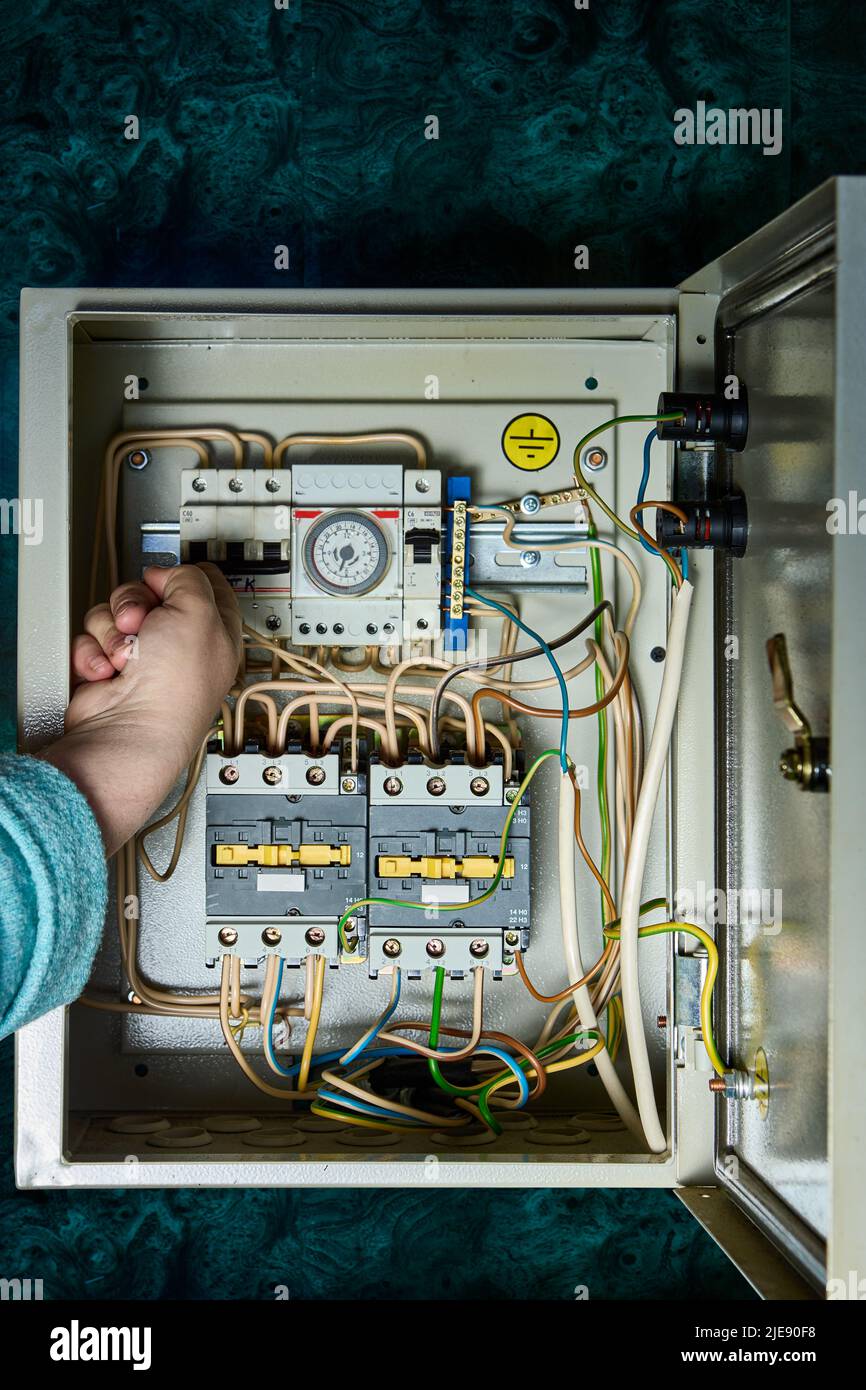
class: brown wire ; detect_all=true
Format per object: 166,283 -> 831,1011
628,501 -> 689,589
469,632 -> 630,749
514,943 -> 612,1004
385,1021 -> 547,1100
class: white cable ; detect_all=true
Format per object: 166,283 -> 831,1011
557,772 -> 645,1144
619,579 -> 694,1154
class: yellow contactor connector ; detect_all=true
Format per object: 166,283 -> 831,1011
376,854 -> 514,881
215,843 -> 351,868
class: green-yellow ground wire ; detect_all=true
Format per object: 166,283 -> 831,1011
337,748 -> 562,950
603,914 -> 726,1078
572,412 -> 686,542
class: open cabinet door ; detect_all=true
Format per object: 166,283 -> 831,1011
678,178 -> 866,1294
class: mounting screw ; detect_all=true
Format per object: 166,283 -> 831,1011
383,622 -> 396,635
316,623 -> 328,635
469,939 -> 489,958
262,927 -> 282,946
366,623 -> 379,636
657,1014 -> 667,1029
470,776 -> 489,797
415,477 -> 431,493
265,476 -> 280,492
426,939 -> 446,958
299,623 -> 311,635
426,776 -> 447,796
191,475 -> 207,492
582,447 -> 608,472
219,765 -> 240,785
383,938 -> 402,958
341,777 -> 357,793
651,646 -> 666,663
333,623 -> 345,635
218,927 -> 238,946
520,550 -> 541,568
383,776 -> 403,796
126,448 -> 150,471
520,493 -> 541,516
417,618 -> 429,630
306,766 -> 326,786
228,477 -> 244,493
265,615 -> 281,631
505,932 -> 520,946
263,765 -> 283,785
305,927 -> 326,947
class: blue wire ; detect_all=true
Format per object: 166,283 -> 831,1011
265,961 -> 530,1110
340,968 -> 402,1065
317,1089 -> 429,1125
636,429 -> 688,581
464,584 -> 570,773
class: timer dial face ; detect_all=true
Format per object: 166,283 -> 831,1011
302,510 -> 390,597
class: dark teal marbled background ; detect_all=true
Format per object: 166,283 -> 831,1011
2,0 -> 863,1300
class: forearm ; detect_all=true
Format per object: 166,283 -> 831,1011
40,723 -> 189,858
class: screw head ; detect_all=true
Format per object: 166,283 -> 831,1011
265,615 -> 281,631
191,475 -> 207,492
469,776 -> 489,797
263,765 -> 283,785
519,550 -> 541,568
780,749 -> 802,782
520,493 -> 541,515
426,776 -> 447,797
505,932 -> 520,946
299,623 -> 311,635
469,939 -> 489,958
218,927 -> 238,946
650,646 -> 666,663
366,623 -> 378,636
306,765 -> 326,786
383,622 -> 395,635
219,764 -> 240,784
265,476 -> 280,492
228,476 -> 244,493
504,787 -> 519,804
582,447 -> 608,472
262,927 -> 282,945
383,776 -> 403,796
341,777 -> 357,793
417,618 -> 429,630
316,623 -> 328,635
415,476 -> 431,493
383,938 -> 402,958
333,623 -> 345,635
305,927 -> 326,947
426,938 -> 446,958
127,448 -> 150,470
451,920 -> 466,930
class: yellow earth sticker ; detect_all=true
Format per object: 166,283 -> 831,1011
502,413 -> 560,471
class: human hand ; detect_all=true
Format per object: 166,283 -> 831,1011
42,564 -> 241,855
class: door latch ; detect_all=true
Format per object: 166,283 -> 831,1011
766,634 -> 830,791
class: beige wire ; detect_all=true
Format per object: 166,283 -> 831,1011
378,967 -> 484,1061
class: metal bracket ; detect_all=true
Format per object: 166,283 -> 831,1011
467,521 -> 588,591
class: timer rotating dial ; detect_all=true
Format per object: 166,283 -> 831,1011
302,510 -> 391,597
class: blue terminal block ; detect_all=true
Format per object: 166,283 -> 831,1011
444,475 -> 471,654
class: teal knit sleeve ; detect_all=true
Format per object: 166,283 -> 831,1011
0,754 -> 108,1039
